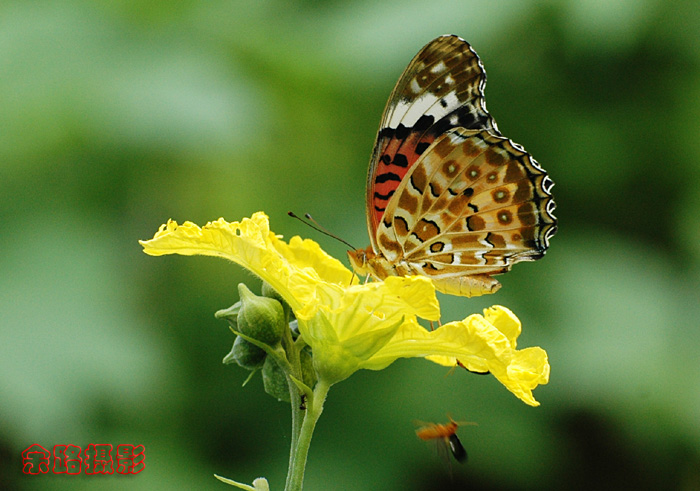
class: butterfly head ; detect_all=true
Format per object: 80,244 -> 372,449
347,246 -> 371,277
347,246 -> 391,280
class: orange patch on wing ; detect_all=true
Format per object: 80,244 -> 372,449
393,215 -> 410,237
379,231 -> 403,255
450,234 -> 482,248
434,137 -> 455,158
446,199 -> 464,216
485,147 -> 505,166
410,165 -> 428,194
514,180 -> 534,203
398,192 -> 419,216
487,233 -> 506,248
466,215 -> 485,231
504,161 -> 526,183
461,138 -> 481,157
430,253 -> 455,264
517,203 -> 536,225
413,219 -> 440,242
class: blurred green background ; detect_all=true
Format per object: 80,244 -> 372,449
3,0 -> 700,489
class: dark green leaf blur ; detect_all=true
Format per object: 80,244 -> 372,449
3,1 -> 699,489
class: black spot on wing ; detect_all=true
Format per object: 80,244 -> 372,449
427,106 -> 498,138
415,141 -> 430,155
374,190 -> 395,201
378,127 -> 395,139
395,124 -> 409,140
375,172 -> 402,184
393,153 -> 408,167
413,114 -> 435,132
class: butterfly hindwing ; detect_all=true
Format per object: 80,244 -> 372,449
374,129 -> 556,295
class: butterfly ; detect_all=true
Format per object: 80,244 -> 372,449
347,35 -> 557,297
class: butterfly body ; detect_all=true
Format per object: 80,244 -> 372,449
349,35 -> 556,297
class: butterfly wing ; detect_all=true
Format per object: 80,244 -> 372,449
375,128 -> 557,296
366,35 -> 497,250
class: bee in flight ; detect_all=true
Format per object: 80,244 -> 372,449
415,416 -> 476,463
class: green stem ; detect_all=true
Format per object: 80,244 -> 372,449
280,326 -> 304,490
284,378 -> 331,491
285,376 -> 303,490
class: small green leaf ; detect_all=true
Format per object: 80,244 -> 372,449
214,474 -> 270,490
262,356 -> 290,403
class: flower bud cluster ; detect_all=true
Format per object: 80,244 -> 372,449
216,281 -> 311,403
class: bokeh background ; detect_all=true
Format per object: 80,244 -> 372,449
3,1 -> 700,489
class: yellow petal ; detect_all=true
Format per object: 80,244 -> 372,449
364,307 -> 549,406
273,235 -> 355,287
483,305 -> 521,347
139,213 -> 355,312
298,276 -> 439,337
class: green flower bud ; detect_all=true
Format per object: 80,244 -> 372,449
214,301 -> 241,328
300,348 -> 316,389
260,281 -> 287,306
237,283 -> 285,346
223,335 -> 266,369
262,357 -> 290,403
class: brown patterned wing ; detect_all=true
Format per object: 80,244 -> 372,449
366,35 -> 498,250
375,128 -> 556,295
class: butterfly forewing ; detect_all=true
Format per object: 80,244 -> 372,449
367,35 -> 498,243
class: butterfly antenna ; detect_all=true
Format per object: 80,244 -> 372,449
287,211 -> 357,250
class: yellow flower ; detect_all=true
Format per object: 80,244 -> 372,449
139,212 -> 549,406
424,307 -> 550,406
